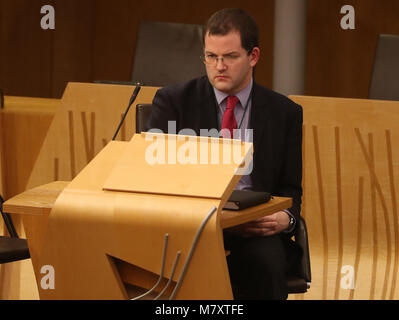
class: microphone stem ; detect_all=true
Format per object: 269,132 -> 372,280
112,86 -> 141,141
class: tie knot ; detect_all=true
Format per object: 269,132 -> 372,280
226,96 -> 239,110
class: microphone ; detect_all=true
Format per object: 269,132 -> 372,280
112,84 -> 142,141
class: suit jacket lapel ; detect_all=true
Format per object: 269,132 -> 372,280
249,83 -> 272,190
250,83 -> 271,149
201,79 -> 219,131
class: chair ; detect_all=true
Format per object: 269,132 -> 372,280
131,21 -> 206,87
287,216 -> 311,293
136,103 -> 311,294
368,34 -> 399,101
135,104 -> 153,134
0,194 -> 30,264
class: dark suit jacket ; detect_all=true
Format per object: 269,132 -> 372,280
146,76 -> 303,232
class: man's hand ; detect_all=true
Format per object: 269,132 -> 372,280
226,211 -> 290,237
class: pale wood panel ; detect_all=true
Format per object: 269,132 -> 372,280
289,96 -> 399,300
104,133 -> 253,199
0,96 -> 58,300
20,141 -> 227,299
26,83 -> 159,190
37,133 -> 244,299
2,96 -> 59,199
3,181 -> 69,216
33,142 -> 231,299
0,259 -> 39,300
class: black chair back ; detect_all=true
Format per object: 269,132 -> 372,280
287,217 -> 311,293
131,21 -> 205,87
135,104 -> 153,134
369,34 -> 399,101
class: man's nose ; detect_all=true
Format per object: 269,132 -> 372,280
215,58 -> 227,71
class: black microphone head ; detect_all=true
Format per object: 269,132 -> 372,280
129,85 -> 142,106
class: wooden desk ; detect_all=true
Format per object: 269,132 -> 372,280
3,138 -> 291,300
4,181 -> 291,228
4,181 -> 291,299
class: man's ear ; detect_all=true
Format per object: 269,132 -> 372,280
250,47 -> 260,67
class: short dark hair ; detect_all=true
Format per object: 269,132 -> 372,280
203,8 -> 259,53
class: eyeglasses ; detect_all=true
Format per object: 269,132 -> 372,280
201,53 -> 243,66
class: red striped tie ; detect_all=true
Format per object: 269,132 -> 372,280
221,96 -> 239,139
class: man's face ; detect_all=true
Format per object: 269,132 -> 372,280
204,30 -> 260,95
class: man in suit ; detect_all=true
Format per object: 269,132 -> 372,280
146,8 -> 303,300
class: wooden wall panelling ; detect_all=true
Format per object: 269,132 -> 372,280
1,0 -> 275,99
91,0 -> 137,83
3,1 -> 399,100
0,0 -> 55,98
51,0 -> 94,98
305,0 -> 399,99
289,95 -> 399,300
0,0 -> 3,92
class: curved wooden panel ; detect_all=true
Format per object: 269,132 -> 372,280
26,135 -> 246,299
289,96 -> 399,300
3,132 -> 290,299
26,82 -> 159,190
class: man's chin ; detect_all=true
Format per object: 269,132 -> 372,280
212,81 -> 233,94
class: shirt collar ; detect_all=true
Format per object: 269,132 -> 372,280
213,78 -> 253,108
